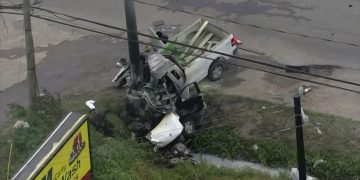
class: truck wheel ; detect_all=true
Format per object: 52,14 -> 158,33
208,60 -> 224,81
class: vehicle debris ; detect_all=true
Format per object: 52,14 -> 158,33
112,52 -> 205,157
314,127 -> 322,135
290,168 -> 317,180
146,112 -> 184,148
112,19 -> 244,158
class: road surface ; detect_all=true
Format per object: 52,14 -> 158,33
1,0 -> 360,127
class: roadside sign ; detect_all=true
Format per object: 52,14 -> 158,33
34,120 -> 91,180
12,112 -> 92,180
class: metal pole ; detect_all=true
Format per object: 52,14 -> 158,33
23,0 -> 39,109
294,95 -> 306,180
6,141 -> 13,180
124,0 -> 142,90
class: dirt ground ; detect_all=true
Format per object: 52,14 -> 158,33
201,63 -> 360,121
202,93 -> 360,156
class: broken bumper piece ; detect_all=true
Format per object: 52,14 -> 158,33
146,112 -> 183,148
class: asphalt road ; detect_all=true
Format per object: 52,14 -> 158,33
1,0 -> 360,125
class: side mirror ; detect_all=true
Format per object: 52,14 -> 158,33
85,100 -> 96,110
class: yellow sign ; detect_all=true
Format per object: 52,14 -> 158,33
34,121 -> 92,180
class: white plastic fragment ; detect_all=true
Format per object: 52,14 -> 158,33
146,112 -> 183,148
290,168 -> 318,180
85,100 -> 96,110
301,107 -> 309,123
314,127 -> 322,135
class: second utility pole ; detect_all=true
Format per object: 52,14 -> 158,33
294,95 -> 306,180
23,0 -> 39,109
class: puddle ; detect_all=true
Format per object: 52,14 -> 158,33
262,64 -> 342,88
285,64 -> 341,77
0,34 -> 128,125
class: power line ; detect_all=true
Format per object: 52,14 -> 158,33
145,122 -> 309,163
25,6 -> 360,88
131,104 -> 289,146
1,10 -> 360,94
0,3 -> 21,9
137,109 -> 295,140
133,0 -> 360,48
132,113 -> 299,148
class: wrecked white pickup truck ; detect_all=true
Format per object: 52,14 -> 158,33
149,19 -> 242,83
112,52 -> 205,157
111,19 -> 241,159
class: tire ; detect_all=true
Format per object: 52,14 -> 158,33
208,59 -> 225,81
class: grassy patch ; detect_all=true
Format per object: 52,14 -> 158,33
2,89 -> 359,179
90,122 -> 285,180
192,93 -> 360,179
0,92 -> 64,178
190,126 -> 296,167
0,89 -> 284,179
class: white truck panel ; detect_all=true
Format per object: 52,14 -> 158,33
149,19 -> 240,84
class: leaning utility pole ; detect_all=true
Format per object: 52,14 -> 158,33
23,0 -> 39,109
124,0 -> 145,136
124,0 -> 142,91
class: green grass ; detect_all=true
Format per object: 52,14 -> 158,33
0,89 -> 285,180
191,93 -> 360,179
202,93 -> 360,155
90,122 -> 286,180
2,89 -> 359,179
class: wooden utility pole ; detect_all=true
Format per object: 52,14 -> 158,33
294,95 -> 306,180
123,0 -> 146,138
23,0 -> 39,109
124,0 -> 142,91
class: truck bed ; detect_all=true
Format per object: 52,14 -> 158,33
156,19 -> 229,66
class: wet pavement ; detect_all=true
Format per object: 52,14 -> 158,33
1,0 -> 360,126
